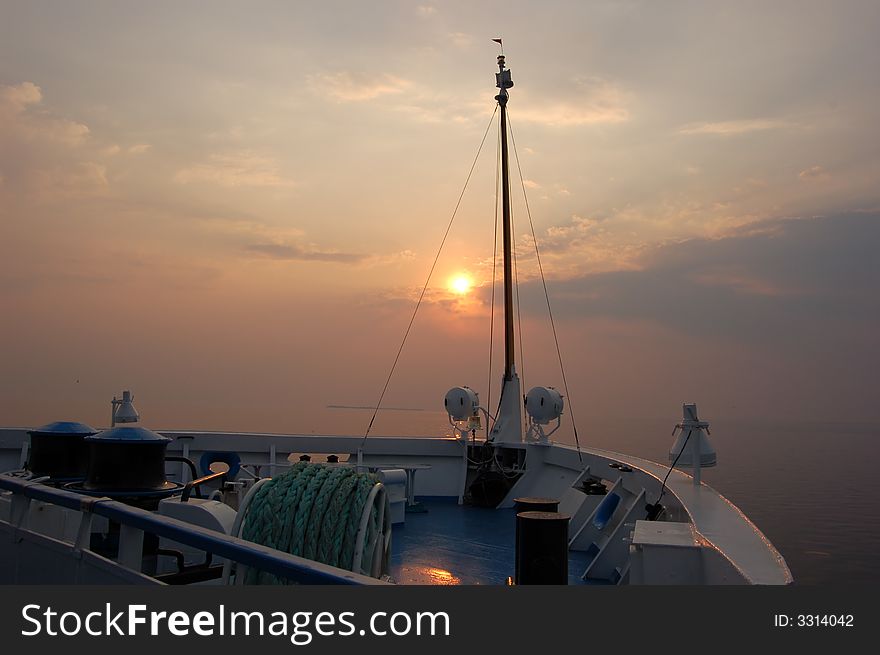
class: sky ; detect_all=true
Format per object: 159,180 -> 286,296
1,1 -> 878,436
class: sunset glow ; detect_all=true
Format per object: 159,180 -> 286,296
0,2 -> 878,433
448,274 -> 473,296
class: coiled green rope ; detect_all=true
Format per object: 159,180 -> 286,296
240,463 -> 382,584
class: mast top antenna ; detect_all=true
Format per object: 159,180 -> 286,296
495,53 -> 513,102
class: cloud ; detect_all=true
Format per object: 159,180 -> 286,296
0,81 -> 41,112
175,151 -> 293,188
377,282 -> 489,316
678,118 -> 795,136
516,214 -> 645,278
691,270 -> 790,297
390,97 -> 484,125
448,32 -> 473,49
516,213 -> 880,343
245,242 -> 365,263
416,5 -> 437,17
798,165 -> 829,180
308,71 -> 411,102
0,81 -> 90,146
102,143 -> 152,157
0,81 -> 114,200
365,249 -> 417,266
244,242 -> 416,267
502,215 -> 880,422
515,77 -> 630,126
36,161 -> 109,193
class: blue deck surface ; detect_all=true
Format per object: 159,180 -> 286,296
389,497 -> 595,585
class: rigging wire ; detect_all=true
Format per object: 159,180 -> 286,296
361,106 -> 499,446
657,428 -> 692,503
510,196 -> 527,405
507,112 -> 583,462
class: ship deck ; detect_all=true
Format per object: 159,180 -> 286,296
389,498 -> 596,585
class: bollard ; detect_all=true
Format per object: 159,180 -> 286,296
514,496 -> 559,513
515,511 -> 570,585
514,498 -> 560,569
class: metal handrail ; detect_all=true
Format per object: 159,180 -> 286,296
0,474 -> 385,585
181,469 -> 227,502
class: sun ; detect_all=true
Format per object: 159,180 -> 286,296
448,274 -> 473,295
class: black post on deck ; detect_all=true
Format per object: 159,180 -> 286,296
515,511 -> 570,584
514,497 -> 560,513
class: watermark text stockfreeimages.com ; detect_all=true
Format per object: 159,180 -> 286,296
21,603 -> 451,645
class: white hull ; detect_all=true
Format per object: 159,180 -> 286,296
0,427 -> 792,585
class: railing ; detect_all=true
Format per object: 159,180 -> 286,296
0,474 -> 385,586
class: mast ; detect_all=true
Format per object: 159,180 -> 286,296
495,54 -> 515,381
490,52 -> 523,444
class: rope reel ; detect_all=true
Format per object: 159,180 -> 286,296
222,462 -> 391,584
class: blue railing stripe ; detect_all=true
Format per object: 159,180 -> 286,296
0,475 -> 380,585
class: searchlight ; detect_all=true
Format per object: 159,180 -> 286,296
524,386 -> 564,444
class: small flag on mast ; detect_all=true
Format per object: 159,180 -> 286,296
492,38 -> 504,54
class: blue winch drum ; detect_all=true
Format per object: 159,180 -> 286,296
27,421 -> 97,480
